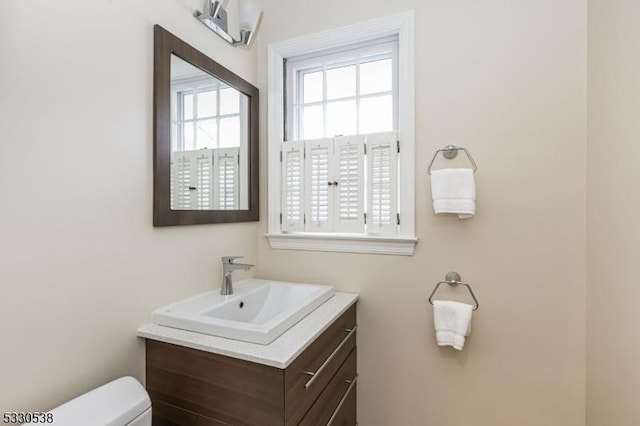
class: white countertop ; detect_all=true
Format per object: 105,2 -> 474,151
137,292 -> 358,369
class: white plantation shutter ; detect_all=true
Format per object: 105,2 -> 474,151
366,131 -> 398,234
172,149 -> 228,210
281,141 -> 305,232
195,151 -> 214,209
171,152 -> 193,209
170,153 -> 180,209
171,149 -> 213,210
305,138 -> 334,232
334,135 -> 365,233
213,148 -> 240,210
279,132 -> 400,236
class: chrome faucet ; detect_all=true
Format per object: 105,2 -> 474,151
221,256 -> 253,295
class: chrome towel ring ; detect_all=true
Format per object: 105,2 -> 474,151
428,271 -> 479,310
427,145 -> 477,175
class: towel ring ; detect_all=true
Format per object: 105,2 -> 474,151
427,145 -> 477,175
428,271 -> 479,310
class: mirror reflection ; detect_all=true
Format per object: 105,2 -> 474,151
170,54 -> 249,210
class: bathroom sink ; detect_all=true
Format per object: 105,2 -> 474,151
152,279 -> 335,345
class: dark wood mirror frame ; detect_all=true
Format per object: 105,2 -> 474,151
153,25 -> 259,226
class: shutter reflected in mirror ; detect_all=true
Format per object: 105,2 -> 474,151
172,149 -> 236,211
171,151 -> 196,209
213,148 -> 240,210
196,152 -> 214,209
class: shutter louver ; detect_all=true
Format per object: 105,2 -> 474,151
171,151 -> 195,210
305,139 -> 333,232
366,131 -> 398,234
213,148 -> 240,210
334,135 -> 365,233
170,156 -> 176,209
281,141 -> 305,232
195,151 -> 214,209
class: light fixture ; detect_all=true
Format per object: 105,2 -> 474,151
194,0 -> 263,47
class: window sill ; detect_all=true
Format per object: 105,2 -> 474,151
265,233 -> 417,256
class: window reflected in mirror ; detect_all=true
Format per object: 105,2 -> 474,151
170,54 -> 249,211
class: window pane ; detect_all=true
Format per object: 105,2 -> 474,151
184,122 -> 195,150
197,89 -> 216,117
303,71 -> 323,103
302,105 -> 324,140
171,122 -> 178,152
220,87 -> 240,115
326,65 -> 356,100
360,59 -> 392,95
219,117 -> 241,148
327,100 -> 356,137
183,93 -> 194,120
359,95 -> 393,134
292,107 -> 300,140
196,119 -> 217,149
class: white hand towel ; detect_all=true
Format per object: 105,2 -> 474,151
430,168 -> 476,219
433,300 -> 473,350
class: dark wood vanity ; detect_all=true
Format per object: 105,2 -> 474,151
145,304 -> 357,426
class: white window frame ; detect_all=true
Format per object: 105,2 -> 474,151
266,12 -> 416,256
286,39 -> 398,141
171,77 -> 243,152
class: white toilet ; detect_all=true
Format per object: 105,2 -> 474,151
24,376 -> 151,426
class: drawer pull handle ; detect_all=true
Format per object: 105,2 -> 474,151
326,374 -> 358,426
304,325 -> 358,389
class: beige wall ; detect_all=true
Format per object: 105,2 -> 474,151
0,0 -> 258,412
256,1 -> 587,425
0,0 -> 594,424
586,1 -> 640,425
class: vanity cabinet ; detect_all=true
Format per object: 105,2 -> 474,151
145,304 -> 357,426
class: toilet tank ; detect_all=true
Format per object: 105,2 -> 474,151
24,376 -> 151,426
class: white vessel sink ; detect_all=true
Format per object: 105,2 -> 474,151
152,279 -> 335,345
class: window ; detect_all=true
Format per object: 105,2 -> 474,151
286,40 -> 397,141
267,12 -> 416,255
170,72 -> 245,210
281,39 -> 400,236
172,80 -> 243,152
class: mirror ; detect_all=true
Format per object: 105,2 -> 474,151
153,25 -> 259,226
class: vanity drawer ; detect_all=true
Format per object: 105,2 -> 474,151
323,377 -> 357,426
284,305 -> 357,425
146,340 -> 284,426
299,347 -> 357,426
152,400 -> 231,426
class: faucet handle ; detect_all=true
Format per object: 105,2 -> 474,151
222,256 -> 244,264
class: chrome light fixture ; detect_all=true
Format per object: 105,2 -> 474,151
194,0 -> 263,47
